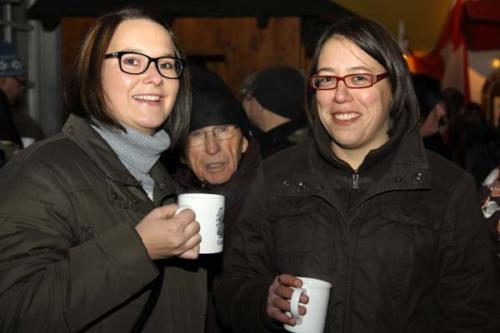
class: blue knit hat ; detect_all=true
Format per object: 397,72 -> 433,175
0,41 -> 26,77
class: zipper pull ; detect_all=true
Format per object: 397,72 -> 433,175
352,173 -> 359,190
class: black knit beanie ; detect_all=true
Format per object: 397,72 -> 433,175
252,66 -> 305,120
412,74 -> 442,120
189,65 -> 252,140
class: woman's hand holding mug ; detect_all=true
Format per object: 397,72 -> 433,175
266,274 -> 308,326
135,204 -> 201,260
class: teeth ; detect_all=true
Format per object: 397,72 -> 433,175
334,113 -> 358,120
133,94 -> 161,101
207,162 -> 224,169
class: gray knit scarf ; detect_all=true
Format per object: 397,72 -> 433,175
92,122 -> 171,200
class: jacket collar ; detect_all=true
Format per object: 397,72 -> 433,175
151,162 -> 178,205
62,114 -> 144,186
272,112 -> 431,202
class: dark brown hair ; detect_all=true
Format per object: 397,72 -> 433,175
64,7 -> 191,146
307,17 -> 420,131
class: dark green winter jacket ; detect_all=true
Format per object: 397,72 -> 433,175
0,114 -> 207,332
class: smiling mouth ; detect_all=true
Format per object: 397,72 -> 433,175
334,112 -> 359,121
132,94 -> 162,102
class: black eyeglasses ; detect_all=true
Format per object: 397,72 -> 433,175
104,51 -> 186,79
186,125 -> 240,147
309,73 -> 388,90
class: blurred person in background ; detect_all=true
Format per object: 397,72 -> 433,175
175,65 -> 261,333
240,66 -> 308,158
441,87 -> 465,165
412,74 -> 453,161
463,102 -> 500,188
0,40 -> 44,153
0,41 -> 25,162
479,165 -> 500,274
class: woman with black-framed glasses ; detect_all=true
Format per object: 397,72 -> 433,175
216,17 -> 500,333
0,7 -> 207,333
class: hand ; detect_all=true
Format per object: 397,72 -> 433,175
266,274 -> 308,326
135,204 -> 201,260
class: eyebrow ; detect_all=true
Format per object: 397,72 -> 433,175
316,65 -> 376,73
113,48 -> 176,57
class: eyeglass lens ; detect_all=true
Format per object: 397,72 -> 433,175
311,73 -> 383,89
187,125 -> 238,147
119,52 -> 183,78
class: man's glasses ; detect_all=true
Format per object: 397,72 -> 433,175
309,73 -> 388,90
186,125 -> 240,147
104,51 -> 186,79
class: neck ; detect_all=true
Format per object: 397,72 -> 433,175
331,144 -> 366,171
257,109 -> 291,132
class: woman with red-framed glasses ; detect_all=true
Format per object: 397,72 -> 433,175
216,17 -> 500,333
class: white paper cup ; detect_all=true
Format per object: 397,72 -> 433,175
284,277 -> 332,333
177,193 -> 225,254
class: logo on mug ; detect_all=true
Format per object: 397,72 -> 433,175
216,206 -> 224,244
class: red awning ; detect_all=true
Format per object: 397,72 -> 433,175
463,0 -> 500,50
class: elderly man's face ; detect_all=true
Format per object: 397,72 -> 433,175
184,124 -> 249,185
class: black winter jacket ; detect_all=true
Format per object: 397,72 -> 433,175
215,114 -> 500,333
175,139 -> 262,333
0,115 -> 207,332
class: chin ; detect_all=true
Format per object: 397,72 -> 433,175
206,175 -> 231,185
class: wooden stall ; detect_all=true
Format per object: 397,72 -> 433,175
62,16 -> 310,94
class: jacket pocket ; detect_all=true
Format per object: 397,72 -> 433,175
269,196 -> 335,277
355,202 -> 437,328
361,202 -> 434,264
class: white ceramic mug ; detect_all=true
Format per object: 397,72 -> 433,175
177,193 -> 225,254
284,276 -> 332,333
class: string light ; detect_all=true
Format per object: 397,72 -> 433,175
492,58 -> 500,69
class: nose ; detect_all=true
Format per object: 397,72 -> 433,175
143,61 -> 163,85
204,132 -> 221,154
333,80 -> 352,103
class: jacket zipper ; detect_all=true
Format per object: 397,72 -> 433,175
346,172 -> 359,332
352,172 -> 359,190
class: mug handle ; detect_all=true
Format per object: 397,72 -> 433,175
289,287 -> 306,320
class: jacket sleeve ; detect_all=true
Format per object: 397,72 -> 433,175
438,174 -> 500,332
0,158 -> 159,332
214,167 -> 284,333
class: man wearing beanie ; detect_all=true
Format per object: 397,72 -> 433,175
0,40 -> 44,165
0,41 -> 24,161
412,74 -> 451,160
241,66 -> 308,158
173,65 -> 262,333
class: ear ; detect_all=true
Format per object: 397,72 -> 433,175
241,137 -> 249,154
0,77 -> 6,89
